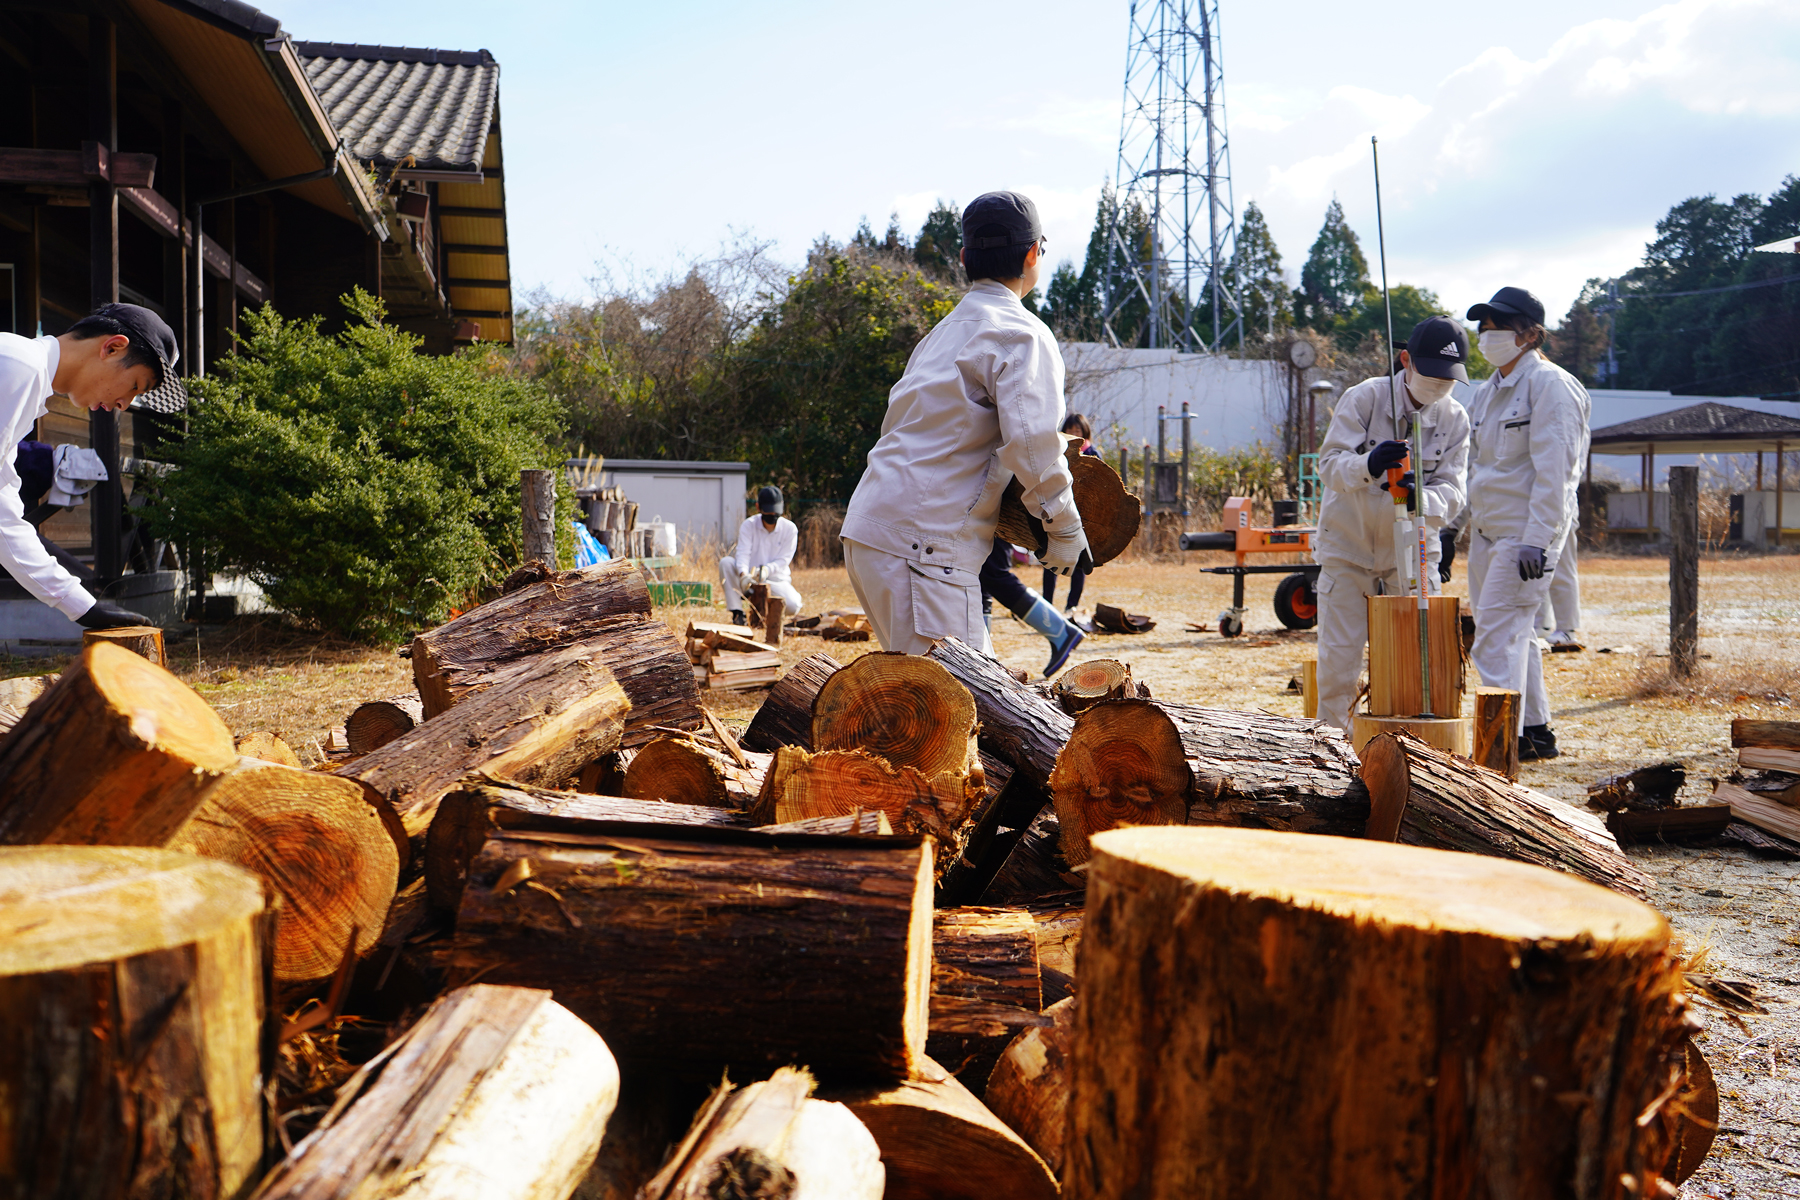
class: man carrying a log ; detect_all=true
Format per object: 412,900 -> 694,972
1311,316 -> 1471,734
1464,286 -> 1591,761
842,191 -> 1087,655
720,485 -> 801,626
0,303 -> 186,631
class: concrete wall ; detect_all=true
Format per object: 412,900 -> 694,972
587,459 -> 748,553
1604,489 -> 1800,543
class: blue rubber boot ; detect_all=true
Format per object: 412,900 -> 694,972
1023,597 -> 1084,677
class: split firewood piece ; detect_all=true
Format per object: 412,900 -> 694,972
813,651 -> 983,788
1605,804 -> 1732,844
640,1068 -> 885,1200
81,623 -> 165,665
927,637 -> 1075,793
441,822 -> 934,1080
624,734 -> 769,809
823,1057 -> 1059,1200
1049,699 -> 1190,867
1731,718 -> 1800,772
1028,904 -> 1082,1004
1052,658 -> 1134,714
166,758 -> 401,981
756,746 -> 977,859
685,620 -> 777,654
1361,731 -> 1652,898
251,985 -> 618,1200
931,907 -> 1046,1037
0,847 -> 272,1200
1665,1037 -> 1718,1184
0,672 -> 53,735
742,652 -> 840,751
1067,826 -> 1691,1198
1472,687 -> 1520,779
1717,781 -> 1800,841
980,806 -> 1084,905
985,996 -> 1076,1178
336,644 -> 630,845
344,695 -> 425,754
996,437 -> 1140,568
1092,604 -> 1155,634
0,642 -> 238,846
1587,761 -> 1687,812
424,781 -> 752,910
236,729 -> 303,767
761,809 -> 893,836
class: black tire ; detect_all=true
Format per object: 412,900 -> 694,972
1273,572 -> 1319,631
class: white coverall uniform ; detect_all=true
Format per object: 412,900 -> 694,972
1311,374 -> 1470,734
719,514 -> 802,616
1464,350 -> 1590,733
841,281 -> 1075,655
0,334 -> 100,621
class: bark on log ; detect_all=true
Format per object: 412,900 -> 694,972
980,806 -> 1084,905
927,638 -> 1074,793
931,907 -> 1046,1037
1028,904 -> 1082,1005
81,624 -> 165,666
1068,826 -> 1692,1200
252,984 -> 618,1200
440,822 -> 934,1080
1587,762 -> 1686,812
1361,731 -> 1653,899
336,644 -> 631,845
424,782 -> 752,911
640,1068 -> 885,1200
755,746 -> 978,858
984,996 -> 1075,1177
0,847 -> 272,1200
823,1058 -> 1059,1200
345,696 -> 424,755
1053,659 -> 1135,715
762,810 -> 893,836
624,735 -> 769,809
237,730 -> 303,768
521,468 -> 559,567
0,642 -> 239,846
1731,718 -> 1800,771
1606,804 -> 1732,844
166,758 -> 401,981
1473,687 -> 1522,779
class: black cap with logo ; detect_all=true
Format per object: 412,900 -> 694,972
961,191 -> 1044,250
89,303 -> 188,413
757,485 -> 783,515
1465,286 -> 1546,329
1406,315 -> 1470,383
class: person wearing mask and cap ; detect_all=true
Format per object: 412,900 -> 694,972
1310,315 -> 1471,734
1462,285 -> 1590,761
719,485 -> 801,626
841,190 -> 1087,655
0,303 -> 186,631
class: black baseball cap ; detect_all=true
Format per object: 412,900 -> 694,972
1406,316 -> 1470,383
88,303 -> 188,413
757,485 -> 783,515
962,191 -> 1044,250
1465,286 -> 1545,329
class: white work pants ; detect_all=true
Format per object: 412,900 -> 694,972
1469,532 -> 1557,732
1541,531 -> 1580,635
1314,561 -> 1441,735
843,539 -> 990,656
718,555 -> 801,617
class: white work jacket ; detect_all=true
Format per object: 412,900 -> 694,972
727,514 -> 797,583
0,335 -> 97,620
1464,351 -> 1590,551
842,281 -> 1075,579
1313,373 -> 1470,573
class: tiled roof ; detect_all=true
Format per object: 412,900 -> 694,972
296,43 -> 498,174
1591,401 -> 1800,443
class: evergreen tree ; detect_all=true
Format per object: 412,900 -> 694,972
1331,283 -> 1442,354
851,216 -> 878,250
1040,185 -> 1152,345
882,211 -> 908,256
1293,198 -> 1370,328
1228,200 -> 1290,342
913,200 -> 963,278
1548,283 -> 1611,385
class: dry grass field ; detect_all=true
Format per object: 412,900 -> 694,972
7,546 -> 1794,1192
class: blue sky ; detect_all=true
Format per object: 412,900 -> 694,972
278,0 -> 1800,324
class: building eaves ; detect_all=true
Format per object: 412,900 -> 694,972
1592,401 -> 1800,443
298,46 -> 499,175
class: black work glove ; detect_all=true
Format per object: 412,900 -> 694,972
77,600 -> 144,630
1380,470 -> 1417,513
1516,545 -> 1547,581
1366,439 -> 1408,477
1438,529 -> 1457,582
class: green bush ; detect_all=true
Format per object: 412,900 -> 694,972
154,291 -> 565,643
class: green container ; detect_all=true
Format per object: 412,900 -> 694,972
647,580 -> 713,608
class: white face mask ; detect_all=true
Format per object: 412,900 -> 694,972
1478,329 -> 1525,366
1406,369 -> 1455,405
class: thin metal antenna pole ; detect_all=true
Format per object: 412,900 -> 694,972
1371,137 -> 1398,429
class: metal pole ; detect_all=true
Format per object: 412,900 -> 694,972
1180,401 -> 1191,519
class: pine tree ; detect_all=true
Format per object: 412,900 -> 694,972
1229,200 -> 1290,343
1040,184 -> 1152,345
913,200 -> 963,278
851,216 -> 878,250
1293,198 -> 1370,328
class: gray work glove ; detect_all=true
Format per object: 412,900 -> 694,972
1039,516 -> 1093,577
77,600 -> 144,630
1517,545 -> 1547,581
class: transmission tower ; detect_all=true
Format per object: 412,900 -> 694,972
1104,0 -> 1243,352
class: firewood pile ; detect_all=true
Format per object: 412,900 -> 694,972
683,620 -> 784,690
0,571 -> 1720,1197
789,607 -> 874,641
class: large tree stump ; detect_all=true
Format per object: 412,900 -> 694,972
927,637 -> 1075,792
741,652 -> 841,752
1049,700 -> 1190,867
252,985 -> 618,1200
1361,731 -> 1652,898
985,996 -> 1076,1178
813,652 -> 980,781
0,642 -> 238,846
336,644 -> 630,844
81,623 -> 165,666
824,1058 -> 1059,1200
1052,659 -> 1136,714
0,847 -> 272,1200
624,735 -> 769,809
345,695 -> 425,755
640,1068 -> 884,1200
440,822 -> 935,1080
167,758 -> 402,981
1067,826 -> 1690,1199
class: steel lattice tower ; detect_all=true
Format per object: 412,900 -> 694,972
1104,0 -> 1242,352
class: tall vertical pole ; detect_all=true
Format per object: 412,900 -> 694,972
1180,400 -> 1191,521
1668,465 -> 1698,678
89,15 -> 122,585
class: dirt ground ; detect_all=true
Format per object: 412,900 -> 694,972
7,548 -> 1794,1190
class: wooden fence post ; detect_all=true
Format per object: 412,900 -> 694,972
521,469 -> 557,568
1669,465 -> 1698,678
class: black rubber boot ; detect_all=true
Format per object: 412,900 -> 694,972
1523,724 -> 1560,760
730,610 -> 745,626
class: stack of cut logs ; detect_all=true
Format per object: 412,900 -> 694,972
684,619 -> 784,690
580,483 -> 640,558
0,559 -> 1716,1199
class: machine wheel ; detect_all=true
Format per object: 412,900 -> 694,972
1274,572 -> 1319,631
1218,609 -> 1244,638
